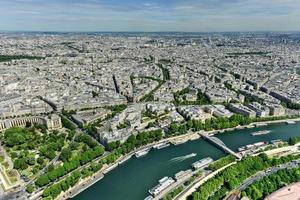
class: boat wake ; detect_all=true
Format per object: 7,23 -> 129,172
169,153 -> 197,163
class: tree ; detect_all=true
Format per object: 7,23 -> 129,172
26,184 -> 34,193
43,187 -> 51,197
36,175 -> 50,187
192,191 -> 202,200
45,150 -> 56,160
61,116 -> 76,130
75,134 -> 97,148
187,120 -> 193,129
169,123 -> 179,134
93,146 -> 104,156
252,186 -> 263,200
27,156 -> 36,165
288,136 -> 300,145
227,178 -> 239,190
47,166 -> 66,181
37,156 -> 44,165
4,127 -> 28,146
60,148 -> 72,162
63,158 -> 80,172
49,184 -> 62,198
69,141 -> 79,150
208,155 -> 235,171
127,135 -> 136,144
106,141 -> 120,151
189,154 -> 300,200
61,180 -> 70,191
13,158 -> 28,170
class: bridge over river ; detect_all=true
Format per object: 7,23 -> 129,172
199,132 -> 242,159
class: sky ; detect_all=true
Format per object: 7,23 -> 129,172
0,0 -> 300,32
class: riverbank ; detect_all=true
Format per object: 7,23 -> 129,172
59,133 -> 200,200
175,162 -> 237,200
253,117 -> 300,125
59,172 -> 104,200
174,144 -> 300,200
209,117 -> 300,136
58,117 -> 300,200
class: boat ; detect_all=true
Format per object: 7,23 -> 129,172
172,138 -> 188,145
236,126 -> 244,130
250,130 -> 271,136
254,123 -> 268,127
153,142 -> 170,149
135,148 -> 151,158
191,157 -> 213,169
286,121 -> 296,125
238,146 -> 246,152
238,141 -> 268,152
148,177 -> 175,196
246,125 -> 255,129
144,196 -> 153,200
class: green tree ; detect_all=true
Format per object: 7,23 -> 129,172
36,175 -> 50,187
60,148 -> 72,162
26,184 -> 34,193
27,156 -> 36,166
37,156 -> 44,165
13,158 -> 28,170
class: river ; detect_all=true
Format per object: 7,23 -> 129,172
73,122 -> 300,200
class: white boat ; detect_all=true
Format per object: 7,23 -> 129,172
238,141 -> 268,152
172,139 -> 186,145
149,177 -> 175,196
135,148 -> 151,158
153,142 -> 170,149
246,125 -> 255,129
191,157 -> 213,169
286,121 -> 296,125
238,146 -> 246,152
254,123 -> 268,127
144,196 -> 153,200
236,126 -> 244,130
250,130 -> 270,136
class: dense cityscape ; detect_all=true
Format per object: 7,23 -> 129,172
0,32 -> 300,200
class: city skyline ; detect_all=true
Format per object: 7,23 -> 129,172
1,1 -> 300,200
1,0 -> 300,32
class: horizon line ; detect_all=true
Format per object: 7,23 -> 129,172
1,30 -> 300,34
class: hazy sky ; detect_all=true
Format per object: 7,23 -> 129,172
0,0 -> 300,32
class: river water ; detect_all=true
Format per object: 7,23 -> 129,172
73,122 -> 300,200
